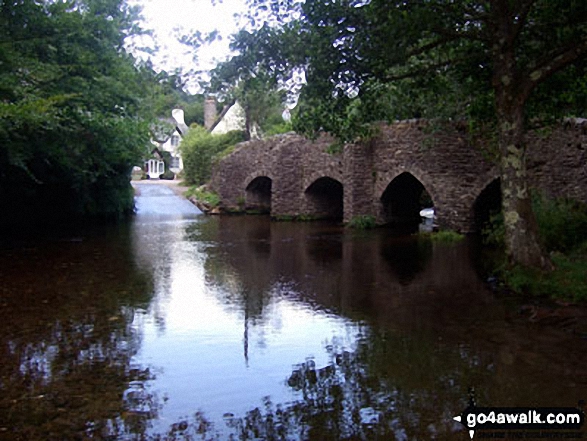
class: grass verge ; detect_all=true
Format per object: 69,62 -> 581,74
185,187 -> 221,208
498,246 -> 587,302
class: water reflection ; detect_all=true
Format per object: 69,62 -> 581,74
0,224 -> 156,440
173,216 -> 587,439
1,187 -> 586,440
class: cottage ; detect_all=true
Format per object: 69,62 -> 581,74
146,109 -> 189,179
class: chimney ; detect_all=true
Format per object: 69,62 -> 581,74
204,97 -> 217,130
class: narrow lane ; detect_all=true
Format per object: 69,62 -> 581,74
132,181 -> 201,218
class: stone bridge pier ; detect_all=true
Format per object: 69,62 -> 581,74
210,120 -> 587,232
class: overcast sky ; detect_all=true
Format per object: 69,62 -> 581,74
129,0 -> 249,91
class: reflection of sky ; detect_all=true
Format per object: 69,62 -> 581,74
130,187 -> 359,433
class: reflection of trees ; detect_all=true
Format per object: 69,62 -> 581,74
148,327 -> 494,440
168,217 -> 587,440
0,226 -> 160,440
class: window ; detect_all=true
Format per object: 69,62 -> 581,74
170,135 -> 179,147
170,156 -> 180,169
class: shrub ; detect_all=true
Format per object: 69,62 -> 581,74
347,215 -> 376,229
159,170 -> 175,180
485,193 -> 587,301
421,230 -> 465,242
482,212 -> 505,246
482,193 -> 587,254
264,121 -> 293,136
499,254 -> 587,302
185,187 -> 221,208
181,126 -> 246,185
532,194 -> 587,253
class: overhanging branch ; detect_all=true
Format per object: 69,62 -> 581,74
521,39 -> 587,100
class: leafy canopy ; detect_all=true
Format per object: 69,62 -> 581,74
0,0 -> 183,225
215,0 -> 587,140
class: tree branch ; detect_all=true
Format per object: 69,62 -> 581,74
432,25 -> 490,43
379,58 -> 463,83
406,35 -> 461,59
511,0 -> 537,41
521,38 -> 587,100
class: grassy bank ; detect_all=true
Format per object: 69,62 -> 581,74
484,194 -> 587,302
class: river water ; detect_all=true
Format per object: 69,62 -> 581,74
0,182 -> 586,440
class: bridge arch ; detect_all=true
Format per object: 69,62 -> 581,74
302,167 -> 344,193
244,172 -> 273,213
304,176 -> 344,220
473,177 -> 502,231
378,170 -> 437,228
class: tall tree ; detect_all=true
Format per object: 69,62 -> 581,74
217,0 -> 587,268
210,29 -> 290,139
0,0 -> 168,226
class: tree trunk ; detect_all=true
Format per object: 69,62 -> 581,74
496,100 -> 553,270
244,105 -> 252,141
488,0 -> 554,270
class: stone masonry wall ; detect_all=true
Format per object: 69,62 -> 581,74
369,121 -> 496,231
210,121 -> 587,232
209,133 -> 342,218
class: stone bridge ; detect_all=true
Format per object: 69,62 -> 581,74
209,120 -> 587,232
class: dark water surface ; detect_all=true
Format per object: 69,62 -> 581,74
1,182 -> 586,440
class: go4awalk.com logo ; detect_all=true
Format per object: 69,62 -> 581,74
453,402 -> 585,439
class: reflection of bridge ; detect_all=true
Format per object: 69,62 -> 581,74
210,121 -> 587,231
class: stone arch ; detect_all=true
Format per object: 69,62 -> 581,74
304,176 -> 344,220
376,167 -> 438,206
244,173 -> 273,213
302,168 -> 344,194
473,177 -> 502,232
378,171 -> 436,228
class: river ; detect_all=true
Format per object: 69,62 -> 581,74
0,181 -> 585,440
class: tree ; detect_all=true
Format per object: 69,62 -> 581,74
210,30 -> 290,139
180,126 -> 246,185
0,0 -> 171,226
217,0 -> 587,269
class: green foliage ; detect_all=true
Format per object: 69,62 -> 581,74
482,212 -> 506,247
159,170 -> 175,180
483,194 -> 587,254
486,194 -> 587,301
0,0 -> 173,226
185,187 -> 221,208
347,215 -> 376,230
231,0 -> 587,138
326,142 -> 344,155
273,214 -> 295,221
180,127 -> 246,185
210,31 -> 292,139
532,194 -> 587,254
297,214 -> 321,221
499,253 -> 587,302
264,120 -> 293,136
213,144 -> 237,162
420,230 -> 465,243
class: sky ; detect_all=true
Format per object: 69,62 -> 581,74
129,0 -> 249,92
